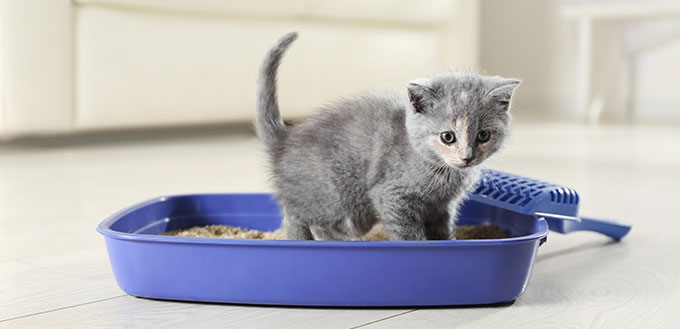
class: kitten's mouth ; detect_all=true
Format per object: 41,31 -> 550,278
456,163 -> 476,169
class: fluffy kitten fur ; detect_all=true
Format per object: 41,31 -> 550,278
256,32 -> 520,240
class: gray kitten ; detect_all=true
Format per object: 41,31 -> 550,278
256,32 -> 520,240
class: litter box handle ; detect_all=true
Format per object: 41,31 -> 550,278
540,213 -> 632,241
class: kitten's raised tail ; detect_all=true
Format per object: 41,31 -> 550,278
256,32 -> 298,152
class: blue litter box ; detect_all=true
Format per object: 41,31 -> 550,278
97,170 -> 631,306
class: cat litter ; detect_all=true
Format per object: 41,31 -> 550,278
97,169 -> 630,306
162,223 -> 507,240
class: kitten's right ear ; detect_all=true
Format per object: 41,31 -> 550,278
486,78 -> 521,111
407,80 -> 438,114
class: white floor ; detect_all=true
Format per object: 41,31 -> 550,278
1,122 -> 679,328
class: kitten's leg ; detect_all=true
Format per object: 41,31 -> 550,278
382,212 -> 426,240
446,197 -> 465,239
371,196 -> 426,240
283,216 -> 313,240
424,210 -> 451,240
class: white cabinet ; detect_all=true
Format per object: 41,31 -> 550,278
0,0 -> 72,136
1,0 -> 480,138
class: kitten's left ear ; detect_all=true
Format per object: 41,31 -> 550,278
407,79 -> 439,114
487,78 -> 521,111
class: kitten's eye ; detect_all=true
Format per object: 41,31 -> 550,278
440,131 -> 456,145
477,130 -> 491,143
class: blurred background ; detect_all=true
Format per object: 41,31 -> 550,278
2,0 -> 680,138
3,2 -> 680,325
2,0 -> 680,231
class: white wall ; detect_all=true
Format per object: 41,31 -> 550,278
631,18 -> 680,120
479,0 -> 680,122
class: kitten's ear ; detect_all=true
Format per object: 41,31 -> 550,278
486,78 -> 521,111
407,80 -> 438,114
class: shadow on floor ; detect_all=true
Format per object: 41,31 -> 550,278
0,122 -> 256,149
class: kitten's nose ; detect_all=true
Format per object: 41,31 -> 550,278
461,156 -> 475,165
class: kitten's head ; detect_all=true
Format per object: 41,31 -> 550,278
404,72 -> 520,169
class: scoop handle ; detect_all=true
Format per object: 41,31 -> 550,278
576,216 -> 632,240
543,214 -> 632,240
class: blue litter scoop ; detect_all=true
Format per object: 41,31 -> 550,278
470,170 -> 631,240
97,170 -> 631,306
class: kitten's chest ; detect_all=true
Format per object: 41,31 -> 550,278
416,167 -> 479,201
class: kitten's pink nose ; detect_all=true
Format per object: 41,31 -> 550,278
461,156 -> 475,165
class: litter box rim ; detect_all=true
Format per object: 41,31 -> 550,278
97,193 -> 549,247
